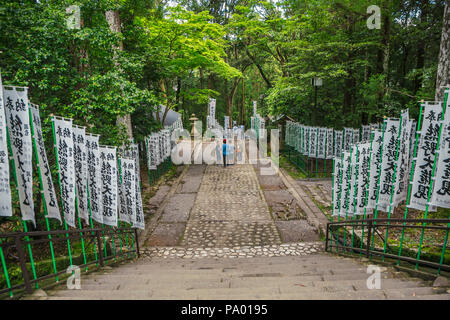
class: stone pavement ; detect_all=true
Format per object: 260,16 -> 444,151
181,164 -> 282,248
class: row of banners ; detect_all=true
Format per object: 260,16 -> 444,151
285,121 -> 386,160
331,91 -> 450,216
0,73 -> 145,229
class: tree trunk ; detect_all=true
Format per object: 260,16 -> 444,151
105,9 -> 133,139
241,76 -> 245,125
435,4 -> 450,101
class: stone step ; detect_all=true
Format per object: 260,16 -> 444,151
74,277 -> 422,293
46,285 -> 446,300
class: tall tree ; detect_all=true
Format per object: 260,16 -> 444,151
436,3 -> 450,101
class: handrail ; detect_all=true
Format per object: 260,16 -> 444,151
325,217 -> 450,274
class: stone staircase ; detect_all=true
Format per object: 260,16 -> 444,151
41,252 -> 449,300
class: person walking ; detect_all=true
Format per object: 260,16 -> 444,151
222,138 -> 228,167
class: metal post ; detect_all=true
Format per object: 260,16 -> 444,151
134,228 -> 140,258
366,221 -> 372,258
96,229 -> 104,267
15,234 -> 32,294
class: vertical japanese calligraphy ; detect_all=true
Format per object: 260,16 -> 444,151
30,105 -> 60,222
73,125 -> 89,224
0,76 -> 12,215
86,134 -> 102,224
99,146 -> 118,227
409,102 -> 443,211
53,117 -> 76,227
431,96 -> 450,208
4,87 -> 34,224
367,130 -> 383,210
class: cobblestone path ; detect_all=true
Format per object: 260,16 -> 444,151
180,164 -> 282,247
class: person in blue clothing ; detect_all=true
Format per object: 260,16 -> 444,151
222,139 -> 228,167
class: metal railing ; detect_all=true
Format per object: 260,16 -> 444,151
325,218 -> 450,273
0,226 -> 139,298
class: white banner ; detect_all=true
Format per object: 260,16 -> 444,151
4,87 -> 34,224
393,110 -> 411,206
355,143 -> 371,215
209,98 -> 216,120
134,164 -> 145,230
332,158 -> 343,216
377,119 -> 400,210
99,146 -> 118,226
30,105 -> 60,222
348,146 -> 357,216
343,127 -> 353,152
367,130 -> 383,210
0,76 -> 12,215
317,128 -> 326,159
53,117 -> 76,227
309,127 -> 317,157
73,126 -> 89,224
339,151 -> 352,216
409,102 -> 443,211
352,128 -> 360,144
86,134 -> 102,224
431,97 -> 450,208
326,128 -> 334,159
362,125 -> 371,142
119,158 -> 136,224
224,116 -> 230,129
334,130 -> 343,158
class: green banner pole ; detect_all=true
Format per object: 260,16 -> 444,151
28,107 -> 58,281
370,119 -> 387,257
335,151 -> 344,253
5,126 -> 38,288
50,117 -> 73,267
0,238 -> 12,297
350,146 -> 360,254
397,105 -> 423,265
382,116 -> 403,261
360,131 -> 375,257
342,147 -> 354,253
415,90 -> 449,269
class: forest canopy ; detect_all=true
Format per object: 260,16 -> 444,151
0,0 -> 448,144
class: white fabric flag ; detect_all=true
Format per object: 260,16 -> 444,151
134,163 -> 145,230
209,98 -> 216,120
377,119 -> 401,211
30,105 -> 60,222
352,129 -> 360,144
0,76 -> 12,215
332,158 -> 343,216
309,127 -> 317,157
343,127 -> 353,152
362,125 -> 371,142
339,151 -> 352,216
431,98 -> 450,208
326,128 -> 334,159
4,87 -> 34,224
409,102 -> 443,211
348,145 -> 358,216
119,158 -> 136,224
53,117 -> 76,227
367,130 -> 383,210
99,146 -> 118,227
118,159 -> 128,224
122,158 -> 137,224
86,134 -> 102,224
73,126 -> 89,224
334,130 -> 343,158
317,128 -> 326,159
393,110 -> 412,206
355,143 -> 371,215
